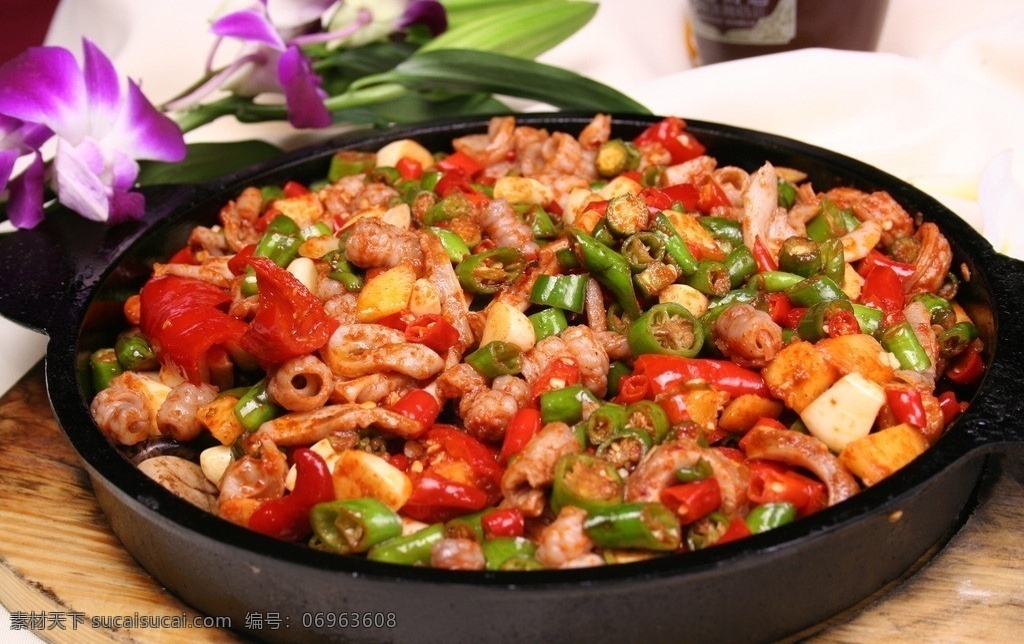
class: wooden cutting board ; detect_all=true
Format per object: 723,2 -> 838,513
2,362 -> 1022,643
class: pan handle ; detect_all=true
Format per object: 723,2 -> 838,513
0,183 -> 200,334
949,250 -> 1024,454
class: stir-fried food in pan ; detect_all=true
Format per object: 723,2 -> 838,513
89,115 -> 982,569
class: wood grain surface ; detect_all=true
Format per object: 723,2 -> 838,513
1,363 -> 1022,643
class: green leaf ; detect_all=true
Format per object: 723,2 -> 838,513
423,2 -> 597,59
330,92 -> 511,126
440,0 -> 569,29
136,140 -> 284,186
380,50 -> 650,113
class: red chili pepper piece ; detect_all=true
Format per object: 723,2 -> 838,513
401,471 -> 490,524
388,389 -> 441,437
660,183 -> 701,211
661,478 -> 722,525
425,425 -> 504,489
634,355 -> 770,399
248,448 -> 334,541
633,117 -> 706,165
435,150 -> 484,177
168,246 -> 197,265
482,508 -> 526,538
745,459 -> 827,517
434,171 -> 487,207
529,357 -> 582,402
885,387 -> 927,428
240,256 -> 340,366
857,249 -> 916,283
613,373 -> 650,404
396,157 -> 423,180
696,178 -> 730,213
657,389 -> 691,426
638,186 -> 673,211
228,243 -> 257,275
752,236 -> 778,272
138,275 -> 249,384
860,263 -> 906,326
827,309 -> 861,338
282,180 -> 309,197
945,345 -> 984,385
936,390 -> 966,424
763,292 -> 793,326
404,314 -> 461,353
716,516 -> 752,545
499,407 -> 542,463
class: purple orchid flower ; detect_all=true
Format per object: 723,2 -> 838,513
0,115 -> 51,228
0,40 -> 186,228
167,0 -> 446,130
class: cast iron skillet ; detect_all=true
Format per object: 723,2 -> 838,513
1,114 -> 1022,643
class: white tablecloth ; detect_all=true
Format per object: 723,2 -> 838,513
4,0 -> 1024,638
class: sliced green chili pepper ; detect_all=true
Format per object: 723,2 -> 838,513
777,179 -> 798,209
260,185 -> 286,203
777,237 -> 821,278
591,217 -> 617,247
444,511 -> 485,542
456,247 -> 525,295
745,502 -> 797,534
323,249 -> 363,292
550,453 -> 625,515
518,204 -> 561,240
675,456 -> 714,483
233,378 -> 282,432
699,217 -> 743,249
910,293 -> 957,328
784,274 -> 847,306
651,212 -> 699,275
722,245 -> 757,288
529,274 -> 588,313
622,232 -> 666,273
806,198 -> 856,241
367,523 -> 445,565
685,511 -> 731,550
750,270 -> 805,293
299,221 -> 332,241
881,320 -> 932,372
114,333 -> 156,371
241,214 -> 301,296
481,536 -> 538,571
309,498 -> 403,554
569,227 -> 641,319
796,299 -> 856,342
852,304 -> 884,336
328,150 -> 376,181
584,402 -> 629,446
555,245 -> 581,269
605,192 -> 648,237
596,427 -> 654,470
938,322 -> 978,358
90,348 -> 122,392
596,139 -> 641,177
819,238 -> 845,286
426,226 -> 471,263
605,302 -> 637,335
627,302 -> 704,358
465,341 -> 522,378
528,307 -> 569,342
367,165 -> 402,186
539,383 -> 598,425
425,192 -> 475,225
686,259 -> 732,297
583,502 -> 682,551
625,400 -> 671,444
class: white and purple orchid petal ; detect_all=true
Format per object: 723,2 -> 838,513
81,38 -> 123,140
396,0 -> 447,36
106,80 -> 186,163
0,46 -> 87,139
278,46 -> 331,129
7,152 -> 47,229
52,139 -> 112,222
267,0 -> 337,32
0,149 -> 17,192
290,9 -> 372,47
223,46 -> 283,97
213,9 -> 287,50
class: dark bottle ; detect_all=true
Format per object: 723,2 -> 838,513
687,0 -> 890,65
